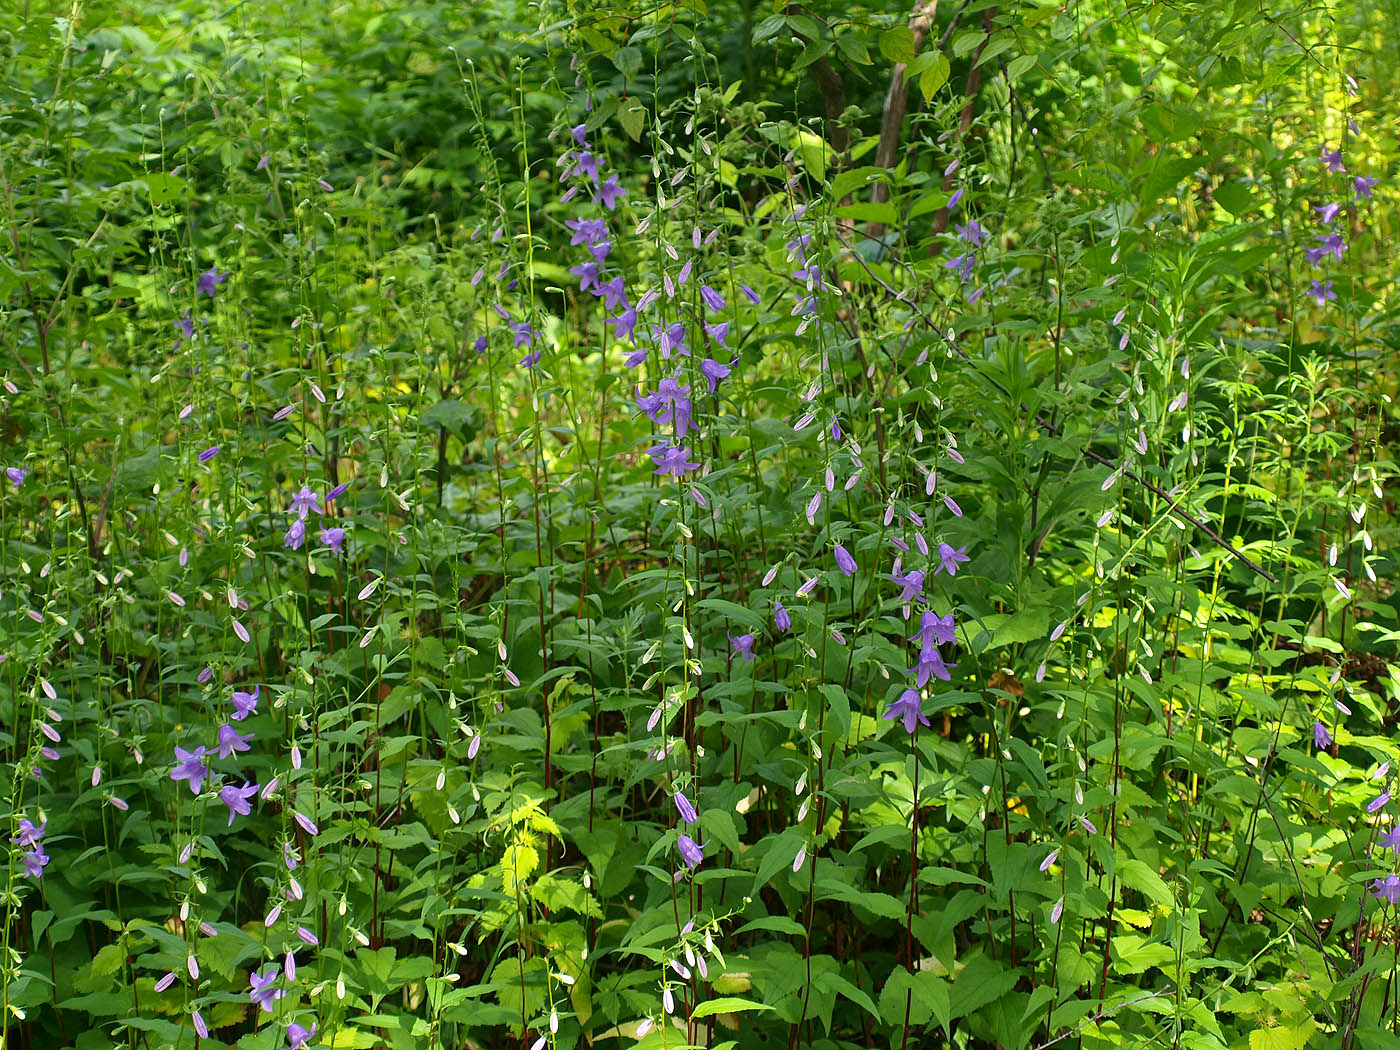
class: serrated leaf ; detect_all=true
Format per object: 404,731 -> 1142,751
502,842 -> 539,893
531,874 -> 603,918
950,953 -> 1019,1019
1117,857 -> 1174,910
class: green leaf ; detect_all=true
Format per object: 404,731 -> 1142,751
829,165 -> 890,201
735,915 -> 806,937
356,946 -> 398,995
619,100 -> 646,142
1006,53 -> 1038,80
1112,935 -> 1178,975
816,970 -> 880,1019
91,943 -> 125,978
880,26 -> 916,64
835,202 -> 898,223
878,967 -> 949,1031
836,32 -> 871,65
919,54 -> 951,100
690,996 -> 775,1018
420,399 -> 478,437
950,953 -> 1019,1020
749,828 -> 804,897
793,129 -> 833,182
952,30 -> 987,58
613,46 -> 642,78
977,33 -> 1016,66
814,875 -> 906,919
696,597 -> 764,630
1117,857 -> 1174,910
531,874 -> 603,918
752,13 -> 786,43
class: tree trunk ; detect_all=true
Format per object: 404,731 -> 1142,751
866,0 -> 940,240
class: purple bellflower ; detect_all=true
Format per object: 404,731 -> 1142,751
319,526 -> 346,555
1314,202 -> 1342,224
1371,875 -> 1400,904
649,443 -> 699,477
910,646 -> 953,687
171,746 -> 212,794
883,688 -> 930,734
249,968 -> 284,1012
892,566 -> 925,603
677,834 -> 705,869
1307,280 -> 1337,307
595,276 -> 628,311
597,175 -> 627,210
945,253 -> 975,283
289,486 -> 322,519
936,542 -> 970,576
197,266 -> 228,298
232,685 -> 260,721
285,1021 -> 317,1050
609,306 -> 639,341
674,791 -> 698,825
956,220 -> 989,247
22,848 -> 49,878
700,285 -> 726,313
571,260 -> 601,292
219,781 -> 259,825
12,819 -> 44,850
912,610 -> 957,648
215,724 -> 254,759
699,357 -> 733,394
774,601 -> 791,633
833,544 -> 857,576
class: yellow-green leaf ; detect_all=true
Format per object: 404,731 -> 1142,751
880,26 -> 916,64
690,996 -> 775,1019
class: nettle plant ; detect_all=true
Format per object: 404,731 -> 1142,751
2,2 -> 1399,1050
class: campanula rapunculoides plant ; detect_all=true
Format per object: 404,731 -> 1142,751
1,2 -> 1399,1050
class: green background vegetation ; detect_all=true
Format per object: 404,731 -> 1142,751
2,0 -> 1397,1048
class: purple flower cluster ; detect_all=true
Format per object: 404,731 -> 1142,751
940,171 -> 986,303
1372,788 -> 1400,905
283,481 -> 349,554
11,818 -> 48,878
1306,140 -> 1381,309
879,494 -> 969,733
561,122 -> 637,367
560,119 -> 756,482
170,725 -> 260,827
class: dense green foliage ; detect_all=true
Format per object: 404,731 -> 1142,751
2,1 -> 1398,1048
